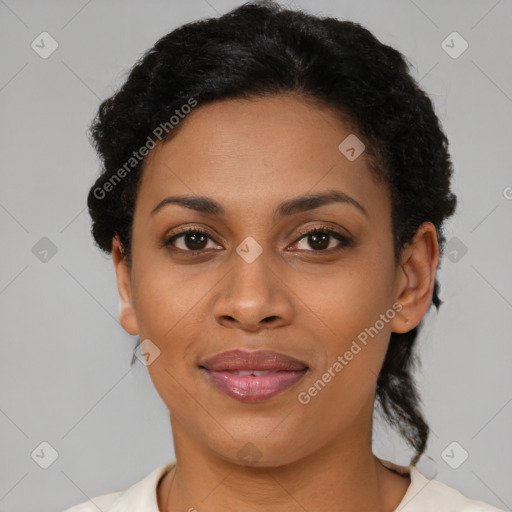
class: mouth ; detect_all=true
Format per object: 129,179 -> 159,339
200,368 -> 309,403
199,349 -> 309,403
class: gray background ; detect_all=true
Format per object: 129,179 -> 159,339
0,0 -> 511,511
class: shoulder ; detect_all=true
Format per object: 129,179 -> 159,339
399,465 -> 505,511
61,462 -> 175,512
378,458 -> 504,512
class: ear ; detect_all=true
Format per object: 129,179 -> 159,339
389,222 -> 440,334
112,235 -> 139,336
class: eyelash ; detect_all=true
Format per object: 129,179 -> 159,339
161,225 -> 352,256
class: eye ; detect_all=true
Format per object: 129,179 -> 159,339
162,225 -> 352,256
290,226 -> 352,252
162,228 -> 222,253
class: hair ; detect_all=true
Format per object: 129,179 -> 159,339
87,0 -> 456,463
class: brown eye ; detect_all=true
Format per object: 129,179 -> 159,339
163,228 -> 220,253
292,227 -> 351,252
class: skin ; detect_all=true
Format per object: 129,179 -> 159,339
112,94 -> 439,512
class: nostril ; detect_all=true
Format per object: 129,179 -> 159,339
262,316 -> 278,323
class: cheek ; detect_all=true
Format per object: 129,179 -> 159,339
291,246 -> 396,395
129,265 -> 204,397
131,270 -> 198,414
131,255 -> 202,337
294,249 -> 396,342
293,268 -> 394,436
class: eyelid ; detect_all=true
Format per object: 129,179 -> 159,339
163,224 -> 224,244
293,223 -> 352,241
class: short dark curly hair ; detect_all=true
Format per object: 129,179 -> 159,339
87,0 -> 457,464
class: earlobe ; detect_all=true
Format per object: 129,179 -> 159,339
112,236 -> 139,336
390,222 -> 440,334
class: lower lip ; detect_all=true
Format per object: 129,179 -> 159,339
203,369 -> 308,402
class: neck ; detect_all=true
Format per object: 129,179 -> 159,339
158,402 -> 410,512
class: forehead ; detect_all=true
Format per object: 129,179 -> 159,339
136,95 -> 389,220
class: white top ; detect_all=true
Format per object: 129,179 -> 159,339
62,458 -> 504,511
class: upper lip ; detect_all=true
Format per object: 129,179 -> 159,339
199,349 -> 309,371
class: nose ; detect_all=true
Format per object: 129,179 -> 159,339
213,252 -> 294,332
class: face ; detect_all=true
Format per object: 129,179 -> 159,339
113,94 -> 436,467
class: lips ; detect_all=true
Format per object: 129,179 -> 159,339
200,349 -> 308,372
199,349 -> 309,402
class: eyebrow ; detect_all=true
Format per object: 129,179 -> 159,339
150,189 -> 368,219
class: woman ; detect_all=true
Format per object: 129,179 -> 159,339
64,1 -> 503,510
